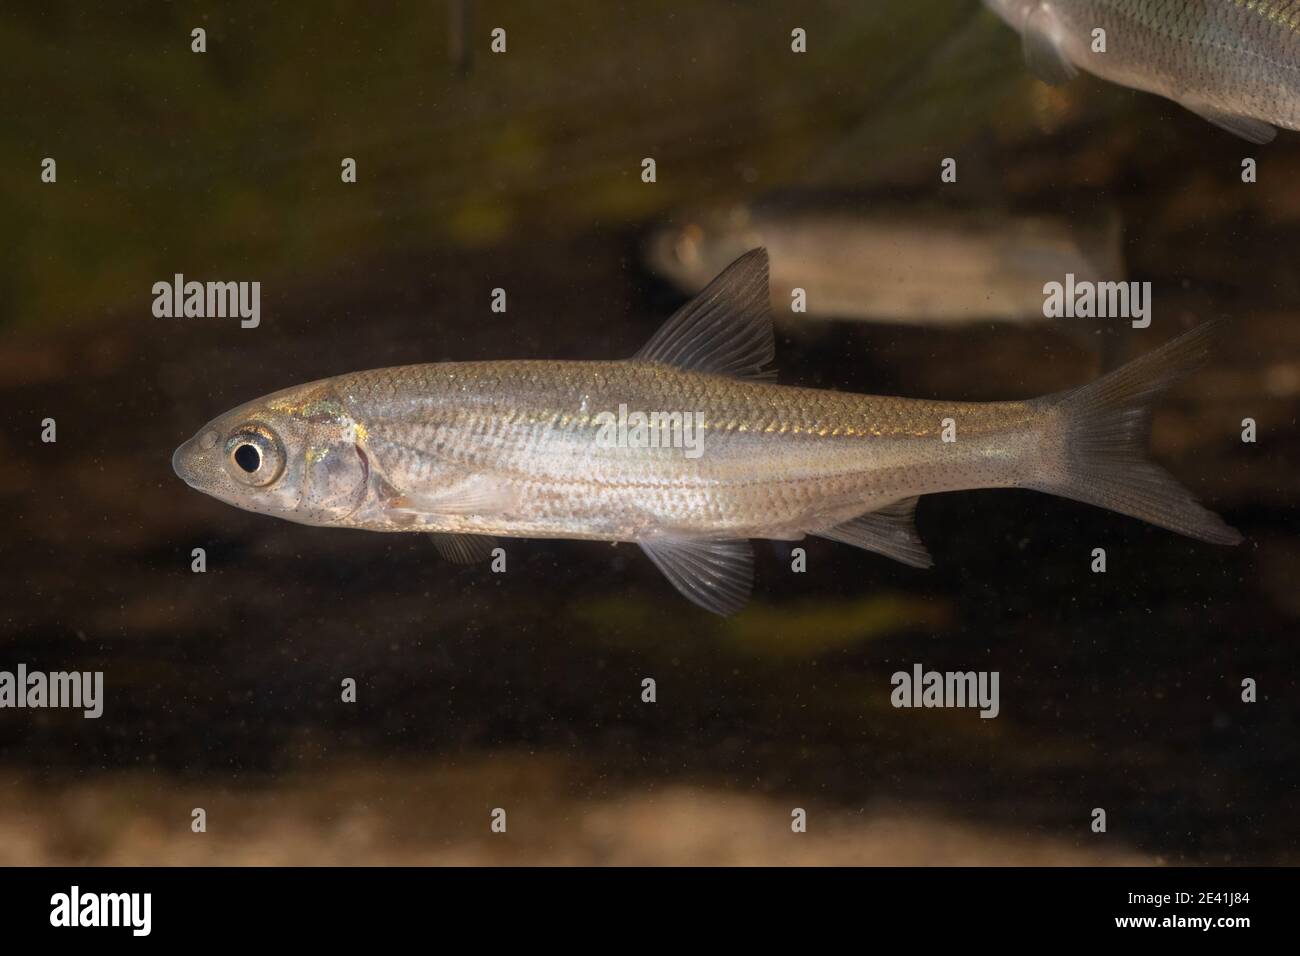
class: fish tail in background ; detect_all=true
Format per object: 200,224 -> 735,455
1077,207 -> 1126,285
1028,321 -> 1243,545
1056,208 -> 1130,370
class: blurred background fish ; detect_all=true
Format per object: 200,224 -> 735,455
645,195 -> 1125,327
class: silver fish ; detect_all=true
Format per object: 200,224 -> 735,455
645,201 -> 1124,326
985,0 -> 1300,143
173,250 -> 1239,615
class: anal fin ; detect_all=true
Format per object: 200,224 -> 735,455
1180,101 -> 1277,144
639,536 -> 753,616
814,497 -> 933,569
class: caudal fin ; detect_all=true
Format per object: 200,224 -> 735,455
1030,321 -> 1242,546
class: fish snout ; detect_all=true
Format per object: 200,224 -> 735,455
172,429 -> 220,488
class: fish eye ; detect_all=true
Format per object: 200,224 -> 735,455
224,424 -> 285,487
233,443 -> 261,473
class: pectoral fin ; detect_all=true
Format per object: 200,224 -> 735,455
814,497 -> 932,569
639,535 -> 754,616
429,533 -> 499,563
1021,5 -> 1077,86
385,476 -> 519,518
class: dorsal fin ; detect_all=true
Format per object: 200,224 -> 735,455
635,248 -> 776,381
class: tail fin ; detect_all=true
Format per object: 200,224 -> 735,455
1030,321 -> 1242,545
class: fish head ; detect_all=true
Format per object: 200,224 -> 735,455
172,381 -> 371,526
645,205 -> 765,293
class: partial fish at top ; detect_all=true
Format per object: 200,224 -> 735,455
173,250 -> 1240,615
985,0 -> 1300,143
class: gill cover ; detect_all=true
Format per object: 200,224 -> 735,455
293,406 -> 372,525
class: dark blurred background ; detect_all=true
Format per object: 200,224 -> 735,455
1,1 -> 1296,864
